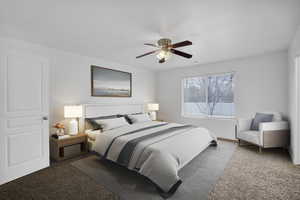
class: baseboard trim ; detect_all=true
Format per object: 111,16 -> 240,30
292,155 -> 300,165
217,137 -> 238,143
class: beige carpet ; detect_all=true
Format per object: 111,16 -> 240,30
209,145 -> 300,200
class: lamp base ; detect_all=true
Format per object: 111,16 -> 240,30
69,119 -> 78,135
149,111 -> 157,121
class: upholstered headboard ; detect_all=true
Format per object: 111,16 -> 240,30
81,104 -> 145,131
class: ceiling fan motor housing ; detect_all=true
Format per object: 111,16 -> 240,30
157,38 -> 172,47
136,39 -> 192,61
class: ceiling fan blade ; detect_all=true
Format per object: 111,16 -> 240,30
170,40 -> 192,48
171,49 -> 192,59
144,43 -> 158,47
159,58 -> 166,63
136,50 -> 157,59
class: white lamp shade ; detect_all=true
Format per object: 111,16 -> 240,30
148,103 -> 159,111
64,105 -> 83,118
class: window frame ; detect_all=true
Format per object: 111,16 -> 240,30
181,71 -> 236,119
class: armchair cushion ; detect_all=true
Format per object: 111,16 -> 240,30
237,118 -> 253,132
260,112 -> 282,121
237,130 -> 261,146
250,113 -> 273,130
259,121 -> 289,131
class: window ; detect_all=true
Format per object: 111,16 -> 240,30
182,72 -> 235,118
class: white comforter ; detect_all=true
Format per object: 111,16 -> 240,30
94,121 -> 216,194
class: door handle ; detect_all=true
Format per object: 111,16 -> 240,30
42,116 -> 48,120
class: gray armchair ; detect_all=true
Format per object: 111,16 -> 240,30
236,112 -> 290,152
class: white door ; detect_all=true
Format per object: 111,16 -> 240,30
296,56 -> 300,165
0,52 -> 49,185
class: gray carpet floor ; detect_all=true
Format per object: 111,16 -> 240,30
209,144 -> 300,200
71,141 -> 236,200
0,155 -> 119,200
1,141 -> 298,200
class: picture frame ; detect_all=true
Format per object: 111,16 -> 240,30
91,65 -> 132,97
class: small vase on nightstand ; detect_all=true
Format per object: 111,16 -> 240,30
56,128 -> 65,136
53,123 -> 65,136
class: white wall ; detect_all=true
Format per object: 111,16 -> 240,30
0,36 -> 291,144
288,26 -> 300,164
0,37 -> 156,133
156,51 -> 289,140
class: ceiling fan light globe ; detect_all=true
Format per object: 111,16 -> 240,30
156,50 -> 171,60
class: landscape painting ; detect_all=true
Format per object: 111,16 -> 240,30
91,66 -> 132,97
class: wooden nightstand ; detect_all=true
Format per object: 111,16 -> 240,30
50,133 -> 88,161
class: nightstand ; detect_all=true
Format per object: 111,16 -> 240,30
50,133 -> 88,161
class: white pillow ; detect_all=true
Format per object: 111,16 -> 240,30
128,113 -> 151,124
85,129 -> 101,141
95,117 -> 128,131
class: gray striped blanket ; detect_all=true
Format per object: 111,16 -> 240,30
94,121 -> 216,196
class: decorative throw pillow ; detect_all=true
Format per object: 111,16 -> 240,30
123,113 -> 143,124
94,117 -> 129,131
123,114 -> 133,124
128,113 -> 151,124
250,113 -> 274,131
86,115 -> 122,130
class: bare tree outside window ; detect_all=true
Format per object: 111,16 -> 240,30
183,77 -> 207,115
183,73 -> 235,117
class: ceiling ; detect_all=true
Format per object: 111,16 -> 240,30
0,0 -> 300,71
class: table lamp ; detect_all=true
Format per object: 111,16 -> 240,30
147,103 -> 159,121
64,105 -> 83,135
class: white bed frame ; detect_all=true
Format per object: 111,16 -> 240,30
80,104 -> 145,131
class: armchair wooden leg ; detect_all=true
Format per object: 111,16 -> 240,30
259,146 -> 262,153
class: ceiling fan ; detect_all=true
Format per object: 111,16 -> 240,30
136,38 -> 193,63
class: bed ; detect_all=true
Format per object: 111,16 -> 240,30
83,104 -> 217,197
